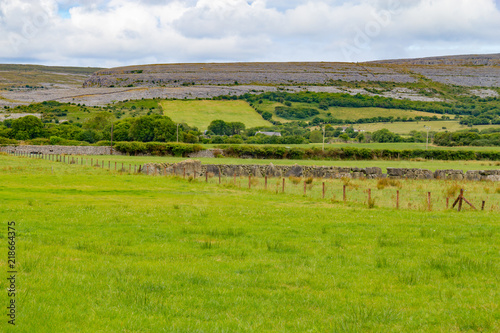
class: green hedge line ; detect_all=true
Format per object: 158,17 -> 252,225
219,145 -> 500,161
113,142 -> 203,157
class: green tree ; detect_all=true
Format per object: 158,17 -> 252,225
309,130 -> 323,143
11,115 -> 44,140
228,122 -> 245,135
356,133 -> 365,143
208,120 -> 230,136
261,111 -> 273,121
83,112 -> 114,131
339,133 -> 349,142
129,115 -> 176,142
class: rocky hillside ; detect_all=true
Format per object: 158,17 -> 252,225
83,54 -> 500,88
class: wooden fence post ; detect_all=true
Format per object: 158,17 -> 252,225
446,197 -> 449,209
482,201 -> 486,211
206,171 -> 208,183
282,178 -> 285,193
343,185 -> 346,202
323,182 -> 325,199
265,176 -> 268,190
184,167 -> 186,179
368,188 -> 371,203
428,192 -> 432,211
396,190 -> 400,209
219,172 -> 221,184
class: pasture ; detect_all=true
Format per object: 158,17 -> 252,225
160,100 -> 272,130
0,154 -> 499,332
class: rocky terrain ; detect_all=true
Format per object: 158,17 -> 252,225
1,54 -> 499,108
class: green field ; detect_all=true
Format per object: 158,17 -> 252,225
355,121 -> 500,134
327,106 -> 444,120
76,154 -> 500,173
1,155 -> 499,332
254,100 -> 445,122
160,100 -> 272,130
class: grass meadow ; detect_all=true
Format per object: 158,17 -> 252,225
1,154 -> 499,332
160,100 -> 272,130
81,154 -> 500,173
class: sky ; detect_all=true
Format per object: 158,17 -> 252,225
1,0 -> 500,68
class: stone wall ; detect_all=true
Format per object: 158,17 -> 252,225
0,145 -> 123,155
141,160 -> 500,182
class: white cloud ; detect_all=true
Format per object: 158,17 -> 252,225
0,0 -> 499,66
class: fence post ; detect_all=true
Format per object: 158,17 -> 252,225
428,192 -> 432,211
446,197 -> 449,209
219,172 -> 221,184
265,176 -> 268,190
323,182 -> 325,199
206,171 -> 208,183
397,190 -> 400,209
368,188 -> 371,203
249,175 -> 251,189
184,167 -> 186,179
482,201 -> 486,211
343,185 -> 346,202
282,178 -> 285,193
458,189 -> 464,212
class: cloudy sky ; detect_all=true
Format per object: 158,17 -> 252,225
1,0 -> 500,67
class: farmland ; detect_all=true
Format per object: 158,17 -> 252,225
1,154 -> 499,332
160,100 -> 272,130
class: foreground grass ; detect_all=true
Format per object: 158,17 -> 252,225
0,156 -> 499,332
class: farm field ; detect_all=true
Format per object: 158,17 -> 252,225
79,154 -> 500,172
0,154 -> 499,332
160,100 -> 272,130
354,121 -> 500,134
205,142 -> 500,152
327,106 -> 444,120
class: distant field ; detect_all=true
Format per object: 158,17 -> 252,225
357,121 -> 500,134
327,106 -> 444,120
203,142 -> 500,152
160,100 -> 272,130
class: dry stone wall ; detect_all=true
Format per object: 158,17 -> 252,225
141,160 -> 500,182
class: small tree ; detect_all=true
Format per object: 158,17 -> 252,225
262,111 -> 272,121
339,133 -> 349,143
356,133 -> 365,143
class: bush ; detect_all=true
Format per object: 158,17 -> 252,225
113,141 -> 203,156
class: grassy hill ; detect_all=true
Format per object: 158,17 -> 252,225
160,100 -> 272,130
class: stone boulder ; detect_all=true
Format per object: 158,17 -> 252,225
285,164 -> 303,177
170,159 -> 201,177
